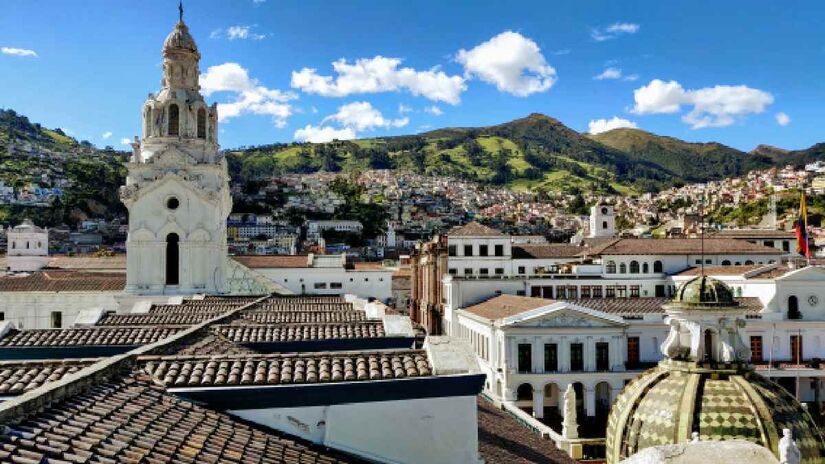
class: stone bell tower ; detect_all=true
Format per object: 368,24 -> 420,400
120,7 -> 230,295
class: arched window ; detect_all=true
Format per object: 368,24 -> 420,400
11,242 -> 15,249
653,260 -> 663,273
642,262 -> 649,273
744,260 -> 754,265
619,263 -> 627,274
516,383 -> 533,402
788,295 -> 801,320
721,260 -> 731,266
630,261 -> 640,274
197,108 -> 206,139
606,261 -> 616,274
168,104 -> 179,136
26,241 -> 30,249
166,233 -> 180,285
602,220 -> 608,229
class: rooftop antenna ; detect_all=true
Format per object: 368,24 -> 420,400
178,1 -> 184,22
699,189 -> 705,277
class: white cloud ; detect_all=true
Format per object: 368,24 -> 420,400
211,26 -> 265,41
398,104 -> 412,113
592,22 -> 640,41
553,49 -> 571,56
632,79 -> 774,129
1,47 -> 37,57
456,31 -> 556,97
623,74 -> 639,82
594,67 -> 622,80
293,125 -> 356,143
588,117 -> 638,134
291,56 -> 466,104
425,105 -> 443,116
102,131 -> 112,139
200,62 -> 297,127
775,112 -> 791,126
322,101 -> 408,131
120,137 -> 132,145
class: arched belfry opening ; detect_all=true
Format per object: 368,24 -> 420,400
166,233 -> 180,285
168,104 -> 180,136
197,108 -> 206,139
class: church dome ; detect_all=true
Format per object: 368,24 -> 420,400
163,21 -> 198,53
672,275 -> 736,308
605,361 -> 825,463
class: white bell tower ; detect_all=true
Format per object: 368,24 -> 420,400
120,7 -> 231,295
588,202 -> 616,238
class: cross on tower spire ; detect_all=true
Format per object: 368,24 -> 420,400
178,1 -> 184,22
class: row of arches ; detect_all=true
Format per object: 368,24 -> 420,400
143,103 -> 211,140
513,381 -> 616,420
606,260 -> 663,274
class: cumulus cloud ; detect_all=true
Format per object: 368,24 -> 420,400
775,112 -> 791,126
200,62 -> 297,127
592,22 -> 640,41
291,56 -> 466,104
588,117 -> 638,134
398,104 -> 412,114
1,47 -> 37,57
120,138 -> 132,145
322,101 -> 408,131
456,31 -> 556,97
101,131 -> 112,140
632,79 -> 774,129
293,125 -> 356,143
425,105 -> 443,115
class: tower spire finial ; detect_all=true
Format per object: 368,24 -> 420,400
178,1 -> 184,22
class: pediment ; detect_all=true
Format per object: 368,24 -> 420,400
503,303 -> 627,328
149,147 -> 196,168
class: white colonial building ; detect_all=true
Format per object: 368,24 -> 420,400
5,219 -> 49,273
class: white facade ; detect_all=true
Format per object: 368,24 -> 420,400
589,204 -> 615,238
120,19 -> 231,295
6,219 -> 49,272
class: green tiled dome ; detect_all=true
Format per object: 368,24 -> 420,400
605,360 -> 825,463
672,275 -> 737,308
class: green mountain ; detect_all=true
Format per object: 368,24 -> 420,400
0,109 -> 128,226
751,143 -> 825,166
588,127 -> 774,183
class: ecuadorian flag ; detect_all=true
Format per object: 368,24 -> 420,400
795,191 -> 810,258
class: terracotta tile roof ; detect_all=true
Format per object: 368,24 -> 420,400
45,255 -> 127,270
0,326 -> 184,347
562,297 -> 763,315
232,255 -> 310,268
0,270 -> 125,292
96,312 -> 224,326
256,302 -> 355,312
0,373 -> 362,463
216,323 -> 387,343
0,359 -> 98,395
512,244 -> 583,259
463,294 -> 555,320
239,311 -> 366,324
140,350 -> 431,387
599,238 -> 780,255
448,221 -> 505,237
351,262 -> 388,271
477,396 -> 575,464
745,266 -> 795,279
157,331 -> 261,357
676,265 -> 765,276
709,229 -> 796,239
149,302 -> 248,315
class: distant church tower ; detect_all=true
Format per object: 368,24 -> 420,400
588,202 -> 616,238
120,8 -> 230,295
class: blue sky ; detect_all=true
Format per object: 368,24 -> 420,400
0,0 -> 823,151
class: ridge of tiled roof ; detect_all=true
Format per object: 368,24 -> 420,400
0,270 -> 126,292
448,221 -> 505,237
560,297 -> 763,315
0,326 -> 187,348
676,264 -> 767,276
96,312 -> 225,326
232,255 -> 311,268
238,310 -> 366,324
709,229 -> 795,238
139,349 -> 431,388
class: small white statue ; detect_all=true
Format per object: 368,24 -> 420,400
561,384 -> 578,439
690,431 -> 700,443
779,428 -> 801,464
